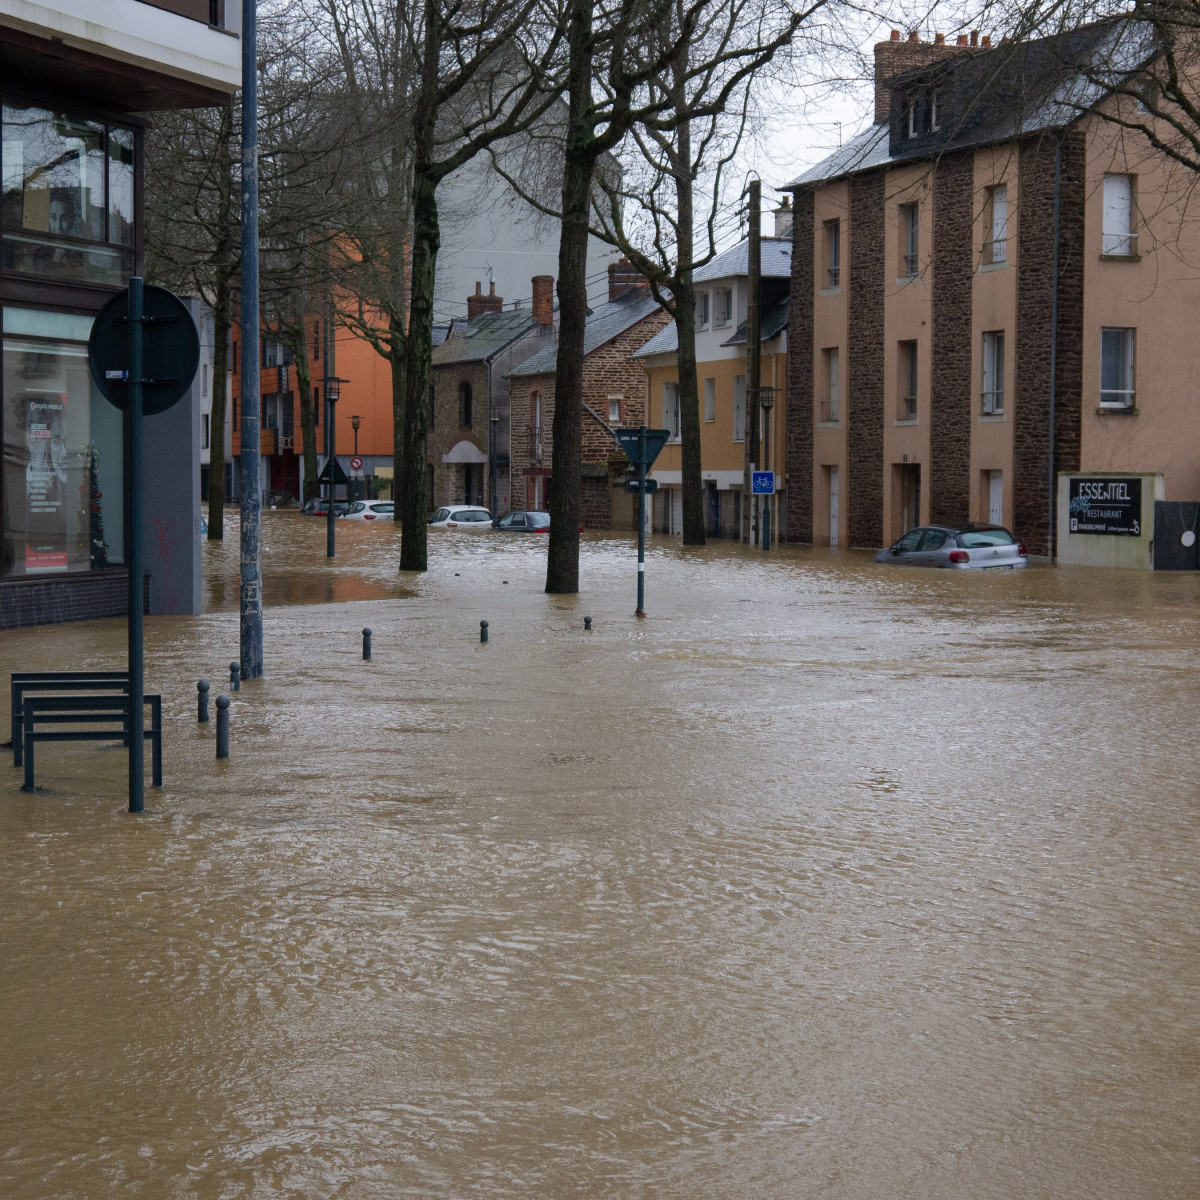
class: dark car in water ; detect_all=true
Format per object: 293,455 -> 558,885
875,524 -> 1027,569
300,498 -> 349,517
494,510 -> 550,532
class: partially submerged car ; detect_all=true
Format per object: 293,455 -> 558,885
875,524 -> 1027,569
428,505 -> 493,530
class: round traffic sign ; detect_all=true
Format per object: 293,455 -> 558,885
88,284 -> 200,415
350,456 -> 363,471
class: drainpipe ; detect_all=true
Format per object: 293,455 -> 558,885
1047,135 -> 1063,559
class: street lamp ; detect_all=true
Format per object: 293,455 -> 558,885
351,414 -> 361,501
758,386 -> 776,552
323,376 -> 344,558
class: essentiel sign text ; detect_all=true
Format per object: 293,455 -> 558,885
1068,477 -> 1142,536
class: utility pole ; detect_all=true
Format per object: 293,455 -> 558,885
238,0 -> 263,679
742,178 -> 761,545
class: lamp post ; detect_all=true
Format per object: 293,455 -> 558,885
759,386 -> 775,551
351,413 -> 361,501
324,376 -> 343,557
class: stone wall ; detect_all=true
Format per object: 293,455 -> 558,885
785,185 -> 815,543
1015,128 -> 1085,555
930,150 -> 975,525
848,171 -> 885,548
429,360 -> 490,507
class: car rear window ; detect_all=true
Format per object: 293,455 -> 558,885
530,512 -> 550,523
959,529 -> 1014,547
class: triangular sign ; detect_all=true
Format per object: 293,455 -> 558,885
317,459 -> 350,484
615,427 -> 671,471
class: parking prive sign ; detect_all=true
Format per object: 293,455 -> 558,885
1068,477 -> 1142,535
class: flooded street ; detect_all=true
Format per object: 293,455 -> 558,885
2,513 -> 1198,1198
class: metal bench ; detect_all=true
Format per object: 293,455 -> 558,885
20,693 -> 162,793
10,671 -> 131,766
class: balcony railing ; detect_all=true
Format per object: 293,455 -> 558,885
897,395 -> 917,421
528,429 -> 544,462
261,428 -> 277,456
819,400 -> 839,424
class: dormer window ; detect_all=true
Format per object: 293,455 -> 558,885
904,89 -> 941,138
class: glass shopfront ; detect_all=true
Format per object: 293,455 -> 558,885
1,104 -> 135,287
0,99 -> 137,581
1,309 -> 124,576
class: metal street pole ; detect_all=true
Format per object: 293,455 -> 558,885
490,414 -> 499,517
238,0 -> 264,680
126,277 -> 145,813
326,381 -> 338,557
637,424 -> 647,617
351,413 -> 360,501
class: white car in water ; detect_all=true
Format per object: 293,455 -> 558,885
341,500 -> 394,521
427,505 -> 493,530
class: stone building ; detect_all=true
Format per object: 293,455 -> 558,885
784,20 -> 1200,563
508,263 -> 670,528
428,276 -> 556,514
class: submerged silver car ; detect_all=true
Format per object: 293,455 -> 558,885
875,524 -> 1028,569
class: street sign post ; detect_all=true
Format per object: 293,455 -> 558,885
615,426 -> 670,617
89,279 -> 198,813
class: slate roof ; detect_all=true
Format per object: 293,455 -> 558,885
694,236 -> 791,282
509,287 -> 663,377
721,296 -> 791,347
632,296 -> 790,359
432,309 -> 536,366
785,18 -> 1156,189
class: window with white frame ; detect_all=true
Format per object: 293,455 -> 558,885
985,184 -> 1008,264
901,204 -> 919,277
608,395 -> 621,423
733,374 -> 746,441
714,286 -> 733,327
1102,174 -> 1135,256
662,381 -> 680,440
1100,328 -> 1135,407
899,340 -> 918,419
982,330 -> 1005,413
822,347 -> 840,422
704,377 -> 715,422
825,219 -> 841,288
695,291 -> 709,328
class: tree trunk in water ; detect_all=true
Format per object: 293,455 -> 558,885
545,0 -> 593,595
674,274 -> 705,544
293,339 -> 318,502
389,311 -> 407,509
207,274 -> 230,540
399,168 -> 439,571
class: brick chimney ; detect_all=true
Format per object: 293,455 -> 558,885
531,275 -> 554,325
467,280 -> 503,320
873,29 -> 963,124
608,258 -> 644,301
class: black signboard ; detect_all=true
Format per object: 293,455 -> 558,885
1068,476 -> 1143,536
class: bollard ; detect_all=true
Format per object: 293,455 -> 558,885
229,661 -> 241,692
363,627 -> 373,660
215,695 -> 230,759
480,619 -> 489,644
584,616 -> 592,631
197,679 -> 210,723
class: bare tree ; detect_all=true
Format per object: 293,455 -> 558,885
540,0 -> 827,591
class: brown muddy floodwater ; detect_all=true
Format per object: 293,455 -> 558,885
2,512 -> 1198,1198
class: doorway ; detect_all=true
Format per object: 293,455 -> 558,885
827,465 -> 840,547
988,470 -> 1003,525
899,463 -> 921,534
